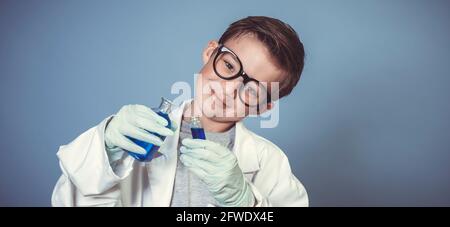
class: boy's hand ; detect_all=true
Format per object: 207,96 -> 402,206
105,104 -> 175,154
180,138 -> 255,207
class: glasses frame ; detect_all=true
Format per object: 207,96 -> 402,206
212,44 -> 272,107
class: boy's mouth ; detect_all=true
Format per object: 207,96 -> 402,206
204,81 -> 238,112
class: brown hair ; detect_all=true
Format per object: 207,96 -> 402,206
218,16 -> 305,98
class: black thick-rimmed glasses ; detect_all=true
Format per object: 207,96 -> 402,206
212,44 -> 272,108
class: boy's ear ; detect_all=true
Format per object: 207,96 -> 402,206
202,40 -> 219,65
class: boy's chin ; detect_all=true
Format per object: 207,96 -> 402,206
201,107 -> 248,122
206,115 -> 245,123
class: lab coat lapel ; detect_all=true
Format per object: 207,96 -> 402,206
145,100 -> 188,206
233,122 -> 260,174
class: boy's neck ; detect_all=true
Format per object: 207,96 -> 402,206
182,100 -> 236,133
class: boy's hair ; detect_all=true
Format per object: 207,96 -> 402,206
218,16 -> 305,98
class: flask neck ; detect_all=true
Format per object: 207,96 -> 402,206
190,116 -> 202,128
158,97 -> 173,114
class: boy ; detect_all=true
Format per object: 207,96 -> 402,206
52,16 -> 308,207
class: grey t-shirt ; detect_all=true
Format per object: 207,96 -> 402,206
170,120 -> 236,207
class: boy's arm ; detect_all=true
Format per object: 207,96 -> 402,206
51,117 -> 134,207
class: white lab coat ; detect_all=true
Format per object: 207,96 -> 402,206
51,100 -> 308,207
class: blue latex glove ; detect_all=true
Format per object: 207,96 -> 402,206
105,104 -> 175,160
180,138 -> 255,207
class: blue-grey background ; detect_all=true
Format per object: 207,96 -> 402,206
1,0 -> 449,206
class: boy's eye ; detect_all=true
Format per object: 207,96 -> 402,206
224,60 -> 235,72
243,86 -> 258,97
248,87 -> 259,98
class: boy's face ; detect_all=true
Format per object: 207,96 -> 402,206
195,34 -> 284,123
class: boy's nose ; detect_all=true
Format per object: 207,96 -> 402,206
221,79 -> 242,99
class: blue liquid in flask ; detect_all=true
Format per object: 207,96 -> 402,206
126,97 -> 173,162
190,116 -> 206,140
191,128 -> 206,140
